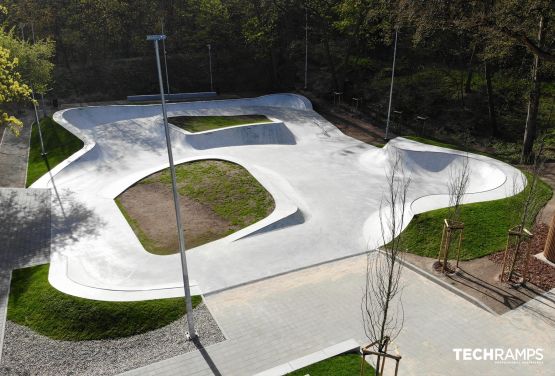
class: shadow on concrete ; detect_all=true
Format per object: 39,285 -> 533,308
0,189 -> 50,269
192,337 -> 222,376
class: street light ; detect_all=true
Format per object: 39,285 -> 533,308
40,88 -> 53,118
147,34 -> 196,340
304,6 -> 308,90
29,23 -> 51,120
160,20 -> 171,95
21,22 -> 46,156
207,44 -> 213,92
384,27 -> 399,140
31,89 -> 46,156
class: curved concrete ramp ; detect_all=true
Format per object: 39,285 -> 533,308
32,94 -> 524,300
183,121 -> 296,150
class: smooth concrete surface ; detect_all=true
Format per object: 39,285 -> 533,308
30,93 -> 524,301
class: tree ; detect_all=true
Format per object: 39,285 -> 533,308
0,28 -> 55,94
0,45 -> 32,133
361,150 -> 409,375
502,140 -> 546,283
0,6 -> 31,133
397,0 -> 554,162
437,153 -> 470,273
521,15 -> 546,163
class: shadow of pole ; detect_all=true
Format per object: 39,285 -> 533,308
191,337 -> 223,376
43,155 -> 67,219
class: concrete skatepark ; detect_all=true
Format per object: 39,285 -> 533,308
30,93 -> 525,301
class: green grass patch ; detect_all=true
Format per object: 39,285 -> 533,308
398,173 -> 552,260
287,353 -> 375,376
169,114 -> 270,133
161,160 -> 275,229
7,264 -> 201,341
26,117 -> 84,187
116,160 -> 275,255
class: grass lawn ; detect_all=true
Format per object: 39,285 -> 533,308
7,264 -> 201,341
398,173 -> 552,260
168,160 -> 274,228
116,160 -> 275,255
26,117 -> 84,187
287,353 -> 375,376
169,114 -> 270,133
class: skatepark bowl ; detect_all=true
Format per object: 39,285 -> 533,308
29,93 -> 524,301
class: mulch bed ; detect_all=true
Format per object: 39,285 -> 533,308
488,223 -> 555,291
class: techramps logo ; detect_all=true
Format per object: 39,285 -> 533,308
453,348 -> 544,365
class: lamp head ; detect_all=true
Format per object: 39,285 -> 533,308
147,34 -> 167,41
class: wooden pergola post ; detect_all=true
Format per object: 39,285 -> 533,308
543,213 -> 555,263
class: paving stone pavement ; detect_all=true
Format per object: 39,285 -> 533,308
0,115 -> 33,188
0,188 -> 51,361
120,254 -> 555,376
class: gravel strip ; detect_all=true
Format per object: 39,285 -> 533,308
0,303 -> 225,375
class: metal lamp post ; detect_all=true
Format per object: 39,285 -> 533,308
160,21 -> 171,95
384,27 -> 399,140
304,6 -> 308,89
21,22 -> 46,156
147,34 -> 196,340
207,44 -> 213,92
29,23 -> 51,125
31,89 -> 46,156
162,38 -> 170,95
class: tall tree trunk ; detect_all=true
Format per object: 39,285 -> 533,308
484,61 -> 498,136
339,5 -> 369,90
465,45 -> 475,93
521,16 -> 546,164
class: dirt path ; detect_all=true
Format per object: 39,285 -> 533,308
307,94 -> 388,146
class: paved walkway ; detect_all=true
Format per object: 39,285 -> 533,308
0,188 -> 51,361
121,254 -> 555,376
0,114 -> 33,188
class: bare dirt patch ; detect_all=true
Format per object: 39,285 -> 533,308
488,223 -> 555,291
403,245 -> 553,315
118,182 -> 230,253
116,160 -> 275,255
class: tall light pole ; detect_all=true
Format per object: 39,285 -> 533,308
31,90 -> 46,156
29,23 -> 50,120
207,44 -> 213,92
160,21 -> 171,95
304,6 -> 308,89
21,22 -> 46,155
384,27 -> 398,140
147,34 -> 196,340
